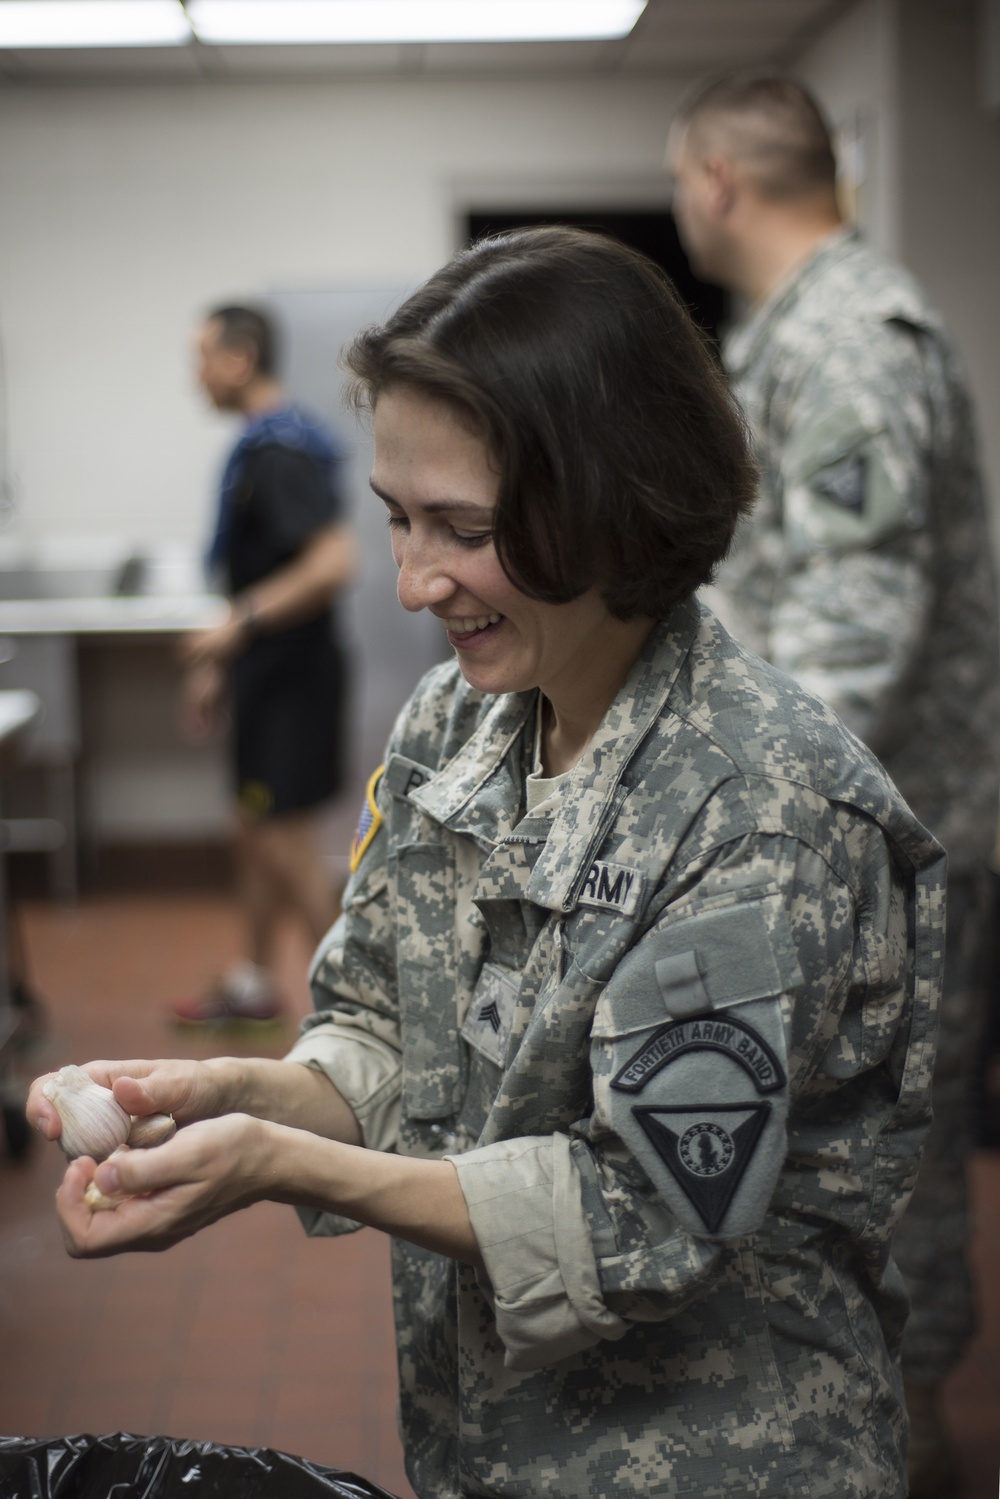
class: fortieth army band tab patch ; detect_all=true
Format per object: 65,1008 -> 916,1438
611,1013 -> 787,1095
349,764 -> 384,873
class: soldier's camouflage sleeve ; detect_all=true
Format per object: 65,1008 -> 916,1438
285,767 -> 403,1161
450,803 -> 902,1371
762,319 -> 935,743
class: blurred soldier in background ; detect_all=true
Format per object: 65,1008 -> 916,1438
178,305 -> 358,1024
668,74 -> 1000,1499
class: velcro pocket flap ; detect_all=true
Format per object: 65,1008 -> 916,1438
385,752 -> 433,802
592,896 -> 800,1039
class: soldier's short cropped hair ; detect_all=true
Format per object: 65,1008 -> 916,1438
206,303 -> 277,377
675,74 -> 838,202
344,226 -> 756,621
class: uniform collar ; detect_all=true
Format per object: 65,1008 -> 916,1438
410,598 -> 702,912
724,225 -> 859,378
408,688 -> 535,848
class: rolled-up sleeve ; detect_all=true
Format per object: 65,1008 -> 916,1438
286,1018 -> 401,1155
284,806 -> 404,1235
449,1133 -> 629,1370
287,786 -> 403,1147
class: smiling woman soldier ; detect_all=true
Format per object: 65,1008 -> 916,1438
30,226 -> 944,1499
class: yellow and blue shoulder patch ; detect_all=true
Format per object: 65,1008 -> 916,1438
349,764 -> 385,873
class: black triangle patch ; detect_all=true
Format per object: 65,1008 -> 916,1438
814,451 -> 866,512
633,1102 -> 771,1234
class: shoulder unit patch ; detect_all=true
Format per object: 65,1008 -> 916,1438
813,451 -> 866,512
633,1102 -> 771,1234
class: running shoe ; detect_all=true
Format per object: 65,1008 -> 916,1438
169,960 -> 286,1025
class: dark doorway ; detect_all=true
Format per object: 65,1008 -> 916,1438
464,209 -> 729,347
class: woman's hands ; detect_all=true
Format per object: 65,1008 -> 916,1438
27,1059 -> 270,1258
55,1112 -> 278,1257
30,1056 -> 481,1269
30,1055 -> 362,1158
27,1057 -> 229,1148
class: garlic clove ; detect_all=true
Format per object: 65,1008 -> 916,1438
42,1064 -> 132,1162
126,1112 -> 176,1148
83,1145 -> 132,1211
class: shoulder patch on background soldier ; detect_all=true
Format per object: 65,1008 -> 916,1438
349,764 -> 384,872
811,450 -> 866,512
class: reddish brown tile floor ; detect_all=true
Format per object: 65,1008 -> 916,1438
0,896 -> 416,1498
1,894 -> 998,1498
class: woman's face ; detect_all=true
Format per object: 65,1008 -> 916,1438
371,384 -> 618,703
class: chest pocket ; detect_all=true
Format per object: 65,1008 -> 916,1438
394,841 -> 465,1119
460,961 -> 520,1069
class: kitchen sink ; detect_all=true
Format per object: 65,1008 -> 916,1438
0,565 -> 125,601
0,544 -> 207,602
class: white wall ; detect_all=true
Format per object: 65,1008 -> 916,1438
795,0 -> 900,254
896,0 -> 1000,532
0,76 -> 683,549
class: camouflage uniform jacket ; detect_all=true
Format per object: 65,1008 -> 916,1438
287,600 -> 945,1499
710,227 -> 1000,868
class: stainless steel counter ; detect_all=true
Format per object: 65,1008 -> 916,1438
0,594 -> 226,636
0,550 -> 229,894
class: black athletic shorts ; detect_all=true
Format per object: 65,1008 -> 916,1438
231,615 -> 348,819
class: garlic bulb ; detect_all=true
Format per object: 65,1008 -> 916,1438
43,1065 -> 131,1161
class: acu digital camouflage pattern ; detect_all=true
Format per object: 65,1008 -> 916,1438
710,226 -> 1000,871
289,599 -> 945,1499
710,227 -> 1000,1386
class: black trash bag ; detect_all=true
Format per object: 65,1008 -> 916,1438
0,1432 -> 401,1499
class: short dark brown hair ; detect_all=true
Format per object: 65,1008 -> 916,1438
344,226 -> 756,621
675,74 -> 837,201
206,303 -> 278,377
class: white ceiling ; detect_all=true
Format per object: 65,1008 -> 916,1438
0,0 -> 854,84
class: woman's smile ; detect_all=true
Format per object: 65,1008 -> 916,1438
442,611 -> 502,642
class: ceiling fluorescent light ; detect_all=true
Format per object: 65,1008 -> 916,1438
0,1 -> 192,48
186,0 -> 647,46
